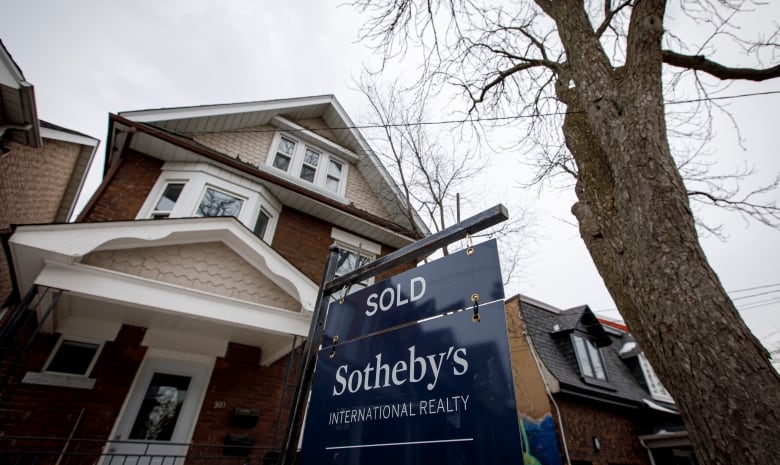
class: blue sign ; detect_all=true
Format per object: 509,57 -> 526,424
323,239 -> 504,344
301,302 -> 522,465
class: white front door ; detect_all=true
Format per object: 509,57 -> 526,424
106,355 -> 213,465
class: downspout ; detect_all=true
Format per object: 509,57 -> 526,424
639,437 -> 657,465
0,227 -> 20,309
523,328 -> 572,465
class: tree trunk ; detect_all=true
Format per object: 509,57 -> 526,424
545,0 -> 780,463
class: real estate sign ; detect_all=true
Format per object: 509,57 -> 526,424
301,240 -> 522,465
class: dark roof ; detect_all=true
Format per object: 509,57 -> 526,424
519,297 -> 674,408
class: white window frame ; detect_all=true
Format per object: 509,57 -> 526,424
638,353 -> 674,403
43,335 -> 105,377
330,228 -> 380,287
193,184 -> 246,219
150,181 -> 187,219
266,132 -> 349,198
571,333 -> 608,382
138,163 -> 281,243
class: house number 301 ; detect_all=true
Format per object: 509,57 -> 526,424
213,401 -> 227,409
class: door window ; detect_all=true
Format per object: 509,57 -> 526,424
128,373 -> 192,441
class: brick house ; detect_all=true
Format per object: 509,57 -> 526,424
0,39 -> 99,305
505,295 -> 699,465
0,95 -> 427,463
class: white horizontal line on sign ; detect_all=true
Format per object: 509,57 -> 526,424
326,437 -> 473,450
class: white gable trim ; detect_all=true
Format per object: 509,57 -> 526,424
35,260 -> 311,337
9,217 -> 318,311
40,127 -> 99,147
120,95 -> 337,123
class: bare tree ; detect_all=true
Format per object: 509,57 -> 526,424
352,0 -> 780,462
356,74 -> 532,285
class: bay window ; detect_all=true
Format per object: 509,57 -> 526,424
140,163 -> 281,243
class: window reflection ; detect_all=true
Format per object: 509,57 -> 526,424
129,373 -> 191,441
196,187 -> 243,218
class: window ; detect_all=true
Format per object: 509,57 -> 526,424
639,353 -> 674,403
325,159 -> 343,193
335,248 -> 372,278
330,228 -> 380,287
151,182 -> 185,218
44,337 -> 103,376
572,334 -> 607,381
300,148 -> 320,183
196,186 -> 244,218
140,164 -> 282,243
267,133 -> 348,195
273,136 -> 296,171
254,208 -> 271,241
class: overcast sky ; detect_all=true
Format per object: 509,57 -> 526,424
2,0 -> 778,354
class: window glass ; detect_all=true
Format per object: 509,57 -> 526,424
196,187 -> 243,218
273,137 -> 296,172
573,336 -> 594,378
325,159 -> 343,192
152,183 -> 185,218
254,209 -> 271,240
129,373 -> 191,441
46,340 -> 100,376
300,148 -> 320,183
572,334 -> 607,381
335,249 -> 372,278
587,342 -> 606,379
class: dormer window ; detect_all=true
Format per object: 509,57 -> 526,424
273,136 -> 296,171
638,353 -> 674,403
267,132 -> 348,196
300,148 -> 320,183
572,334 -> 607,382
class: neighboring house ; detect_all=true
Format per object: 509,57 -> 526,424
504,295 -> 698,465
0,39 -> 99,305
0,95 -> 427,463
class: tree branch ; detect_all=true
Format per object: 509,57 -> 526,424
662,50 -> 780,81
596,0 -> 634,38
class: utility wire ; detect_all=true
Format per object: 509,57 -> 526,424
728,282 -> 780,293
175,89 -> 780,135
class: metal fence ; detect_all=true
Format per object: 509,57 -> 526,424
0,436 -> 285,465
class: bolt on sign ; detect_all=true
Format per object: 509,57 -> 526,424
301,240 -> 523,465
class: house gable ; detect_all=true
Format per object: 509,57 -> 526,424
83,242 -> 300,312
115,95 -> 425,237
9,217 -> 318,365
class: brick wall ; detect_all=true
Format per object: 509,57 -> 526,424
191,343 -> 301,453
0,139 -> 82,301
81,150 -> 162,222
0,324 -> 146,451
0,139 -> 81,229
273,207 -> 412,283
273,208 -> 335,282
554,395 -> 650,465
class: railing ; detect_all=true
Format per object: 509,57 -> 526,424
0,436 -> 286,465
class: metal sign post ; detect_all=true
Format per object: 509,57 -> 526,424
279,205 -> 510,465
